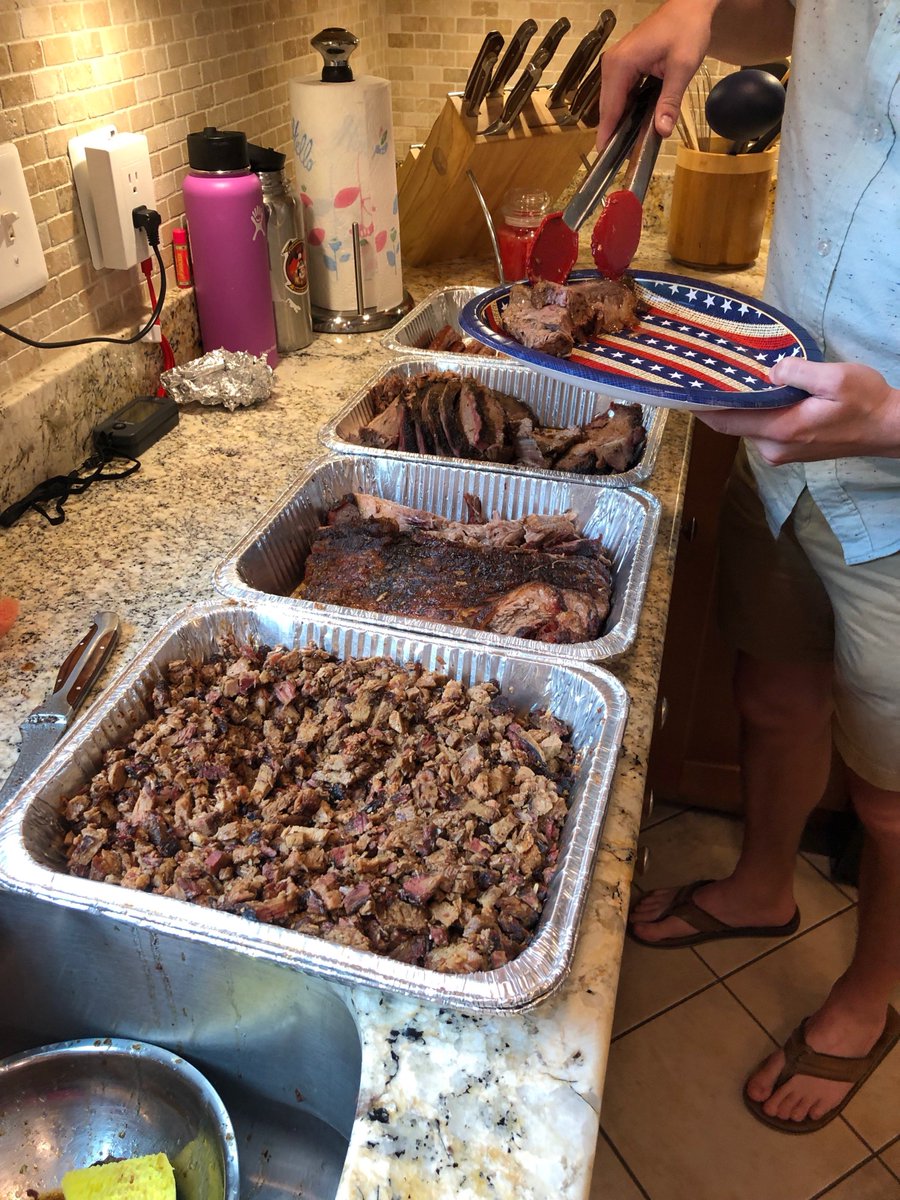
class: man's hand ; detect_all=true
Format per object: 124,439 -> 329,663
697,358 -> 900,463
594,0 -> 717,149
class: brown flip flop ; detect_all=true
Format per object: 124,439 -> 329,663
627,878 -> 801,949
743,1004 -> 900,1134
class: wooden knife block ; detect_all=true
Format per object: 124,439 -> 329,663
398,90 -> 598,267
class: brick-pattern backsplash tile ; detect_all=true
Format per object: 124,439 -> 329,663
0,0 -> 730,388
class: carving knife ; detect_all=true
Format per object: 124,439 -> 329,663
462,29 -> 505,117
486,19 -> 538,99
0,611 -> 120,807
480,18 -> 571,136
547,10 -> 616,110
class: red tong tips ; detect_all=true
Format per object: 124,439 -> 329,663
590,189 -> 644,278
525,211 -> 578,285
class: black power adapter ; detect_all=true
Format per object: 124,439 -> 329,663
93,394 -> 179,457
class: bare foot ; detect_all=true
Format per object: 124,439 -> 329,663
745,1006 -> 891,1125
629,879 -> 796,945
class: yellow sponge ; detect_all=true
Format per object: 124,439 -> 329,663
61,1152 -> 175,1200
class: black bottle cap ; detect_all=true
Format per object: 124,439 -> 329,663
186,127 -> 249,171
248,143 -> 286,173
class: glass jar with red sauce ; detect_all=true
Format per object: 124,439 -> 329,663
496,188 -> 550,281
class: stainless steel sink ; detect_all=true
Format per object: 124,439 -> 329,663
0,889 -> 362,1199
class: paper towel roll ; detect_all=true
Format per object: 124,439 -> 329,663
290,75 -> 403,314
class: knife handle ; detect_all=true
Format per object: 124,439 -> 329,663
528,16 -> 571,74
566,57 -> 604,125
52,611 -> 120,713
488,19 -> 538,97
462,29 -> 504,116
547,10 -> 616,109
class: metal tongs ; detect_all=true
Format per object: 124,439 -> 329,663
527,75 -> 663,282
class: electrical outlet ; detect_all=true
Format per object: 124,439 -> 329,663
0,142 -> 49,311
85,131 -> 156,269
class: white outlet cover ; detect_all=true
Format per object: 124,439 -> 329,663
68,124 -> 117,271
0,142 -> 49,311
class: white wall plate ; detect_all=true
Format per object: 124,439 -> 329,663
68,124 -> 117,271
0,142 -> 49,312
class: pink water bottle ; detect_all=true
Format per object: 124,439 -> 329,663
183,127 -> 278,367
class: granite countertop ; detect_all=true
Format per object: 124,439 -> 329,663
0,227 -> 768,1198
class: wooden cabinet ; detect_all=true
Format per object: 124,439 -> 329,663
649,420 -> 848,816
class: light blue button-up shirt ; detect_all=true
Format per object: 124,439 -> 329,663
748,0 -> 900,566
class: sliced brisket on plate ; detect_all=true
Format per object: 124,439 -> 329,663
502,274 -> 646,357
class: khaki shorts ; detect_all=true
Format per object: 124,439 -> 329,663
717,445 -> 900,792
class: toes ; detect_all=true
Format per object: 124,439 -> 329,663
746,1050 -> 784,1102
630,916 -> 693,943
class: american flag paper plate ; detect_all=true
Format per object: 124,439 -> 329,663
458,270 -> 823,411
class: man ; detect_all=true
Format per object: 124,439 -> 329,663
595,0 -> 900,1133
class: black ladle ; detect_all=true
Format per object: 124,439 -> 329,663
705,67 -> 786,154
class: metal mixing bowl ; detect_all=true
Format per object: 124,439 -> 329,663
0,1038 -> 240,1200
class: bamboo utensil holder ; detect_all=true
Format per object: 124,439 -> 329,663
667,138 -> 776,269
398,90 -> 598,267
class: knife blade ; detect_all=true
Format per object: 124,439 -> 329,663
480,18 -> 571,136
547,10 -> 616,110
462,29 -> 504,117
0,611 -> 120,807
560,55 -> 604,125
486,19 -> 538,98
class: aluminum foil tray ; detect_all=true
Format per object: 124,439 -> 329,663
214,454 -> 660,662
320,356 -> 667,489
381,286 -> 500,365
0,601 -> 628,1015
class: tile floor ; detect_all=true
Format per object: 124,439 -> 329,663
590,804 -> 900,1200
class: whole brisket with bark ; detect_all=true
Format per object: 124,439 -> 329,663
297,495 -> 613,644
357,368 -> 646,476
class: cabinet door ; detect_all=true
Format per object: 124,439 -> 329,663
650,422 -> 848,815
649,421 -> 741,809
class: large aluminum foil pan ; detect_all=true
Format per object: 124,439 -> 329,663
0,601 -> 628,1015
214,454 -> 660,662
319,356 -> 667,489
382,286 -> 498,365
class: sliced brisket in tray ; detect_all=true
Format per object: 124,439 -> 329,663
356,367 -> 646,477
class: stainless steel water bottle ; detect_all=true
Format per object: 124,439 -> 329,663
249,144 -> 314,353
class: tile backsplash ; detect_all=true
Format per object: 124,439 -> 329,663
0,0 -> 731,390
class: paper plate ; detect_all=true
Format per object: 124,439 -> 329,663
458,270 -> 823,410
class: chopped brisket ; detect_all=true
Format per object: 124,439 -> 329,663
62,638 -> 576,975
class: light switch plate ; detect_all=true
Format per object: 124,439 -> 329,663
0,142 -> 49,312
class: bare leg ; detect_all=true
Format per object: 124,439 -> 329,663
746,769 -> 900,1123
630,652 -> 833,941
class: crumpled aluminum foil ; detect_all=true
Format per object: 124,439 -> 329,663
161,349 -> 274,411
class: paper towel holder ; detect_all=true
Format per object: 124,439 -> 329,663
312,222 -> 414,333
307,27 -> 414,334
